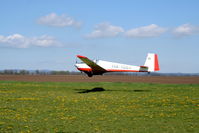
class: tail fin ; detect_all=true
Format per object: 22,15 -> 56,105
144,53 -> 160,72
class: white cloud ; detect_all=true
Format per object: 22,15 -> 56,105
173,24 -> 199,37
125,24 -> 167,38
0,34 -> 62,48
86,22 -> 124,38
37,13 -> 81,28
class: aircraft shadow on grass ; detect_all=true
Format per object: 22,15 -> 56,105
75,87 -> 151,93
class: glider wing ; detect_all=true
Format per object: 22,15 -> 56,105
77,55 -> 106,72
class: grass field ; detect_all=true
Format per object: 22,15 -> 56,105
0,81 -> 199,132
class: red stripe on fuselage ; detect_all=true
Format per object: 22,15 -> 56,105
77,67 -> 92,72
106,69 -> 148,72
77,67 -> 147,72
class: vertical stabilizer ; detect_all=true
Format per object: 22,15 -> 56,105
144,53 -> 160,72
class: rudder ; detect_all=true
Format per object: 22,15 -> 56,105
144,53 -> 160,72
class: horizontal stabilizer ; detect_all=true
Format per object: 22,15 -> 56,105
140,66 -> 148,68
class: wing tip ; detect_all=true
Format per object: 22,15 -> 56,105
77,55 -> 87,59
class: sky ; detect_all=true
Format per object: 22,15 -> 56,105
0,0 -> 199,73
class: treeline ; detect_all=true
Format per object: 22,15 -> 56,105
0,69 -> 198,76
0,69 -> 81,75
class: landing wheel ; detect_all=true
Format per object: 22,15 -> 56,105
87,73 -> 93,77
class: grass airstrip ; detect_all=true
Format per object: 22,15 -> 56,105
0,81 -> 199,132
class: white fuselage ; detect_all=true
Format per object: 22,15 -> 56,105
75,60 -> 147,72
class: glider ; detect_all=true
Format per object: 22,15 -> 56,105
75,53 -> 160,77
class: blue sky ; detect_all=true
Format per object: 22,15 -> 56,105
0,0 -> 199,73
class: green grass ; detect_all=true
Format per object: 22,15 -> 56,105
0,81 -> 199,133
